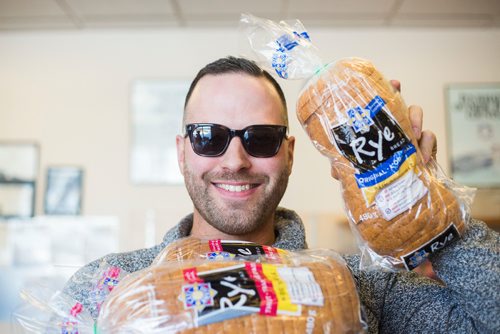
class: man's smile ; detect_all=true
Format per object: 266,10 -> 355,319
213,182 -> 259,193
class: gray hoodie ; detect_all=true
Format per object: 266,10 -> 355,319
63,207 -> 499,333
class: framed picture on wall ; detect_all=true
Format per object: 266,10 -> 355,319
0,143 -> 38,218
0,183 -> 35,218
130,79 -> 190,185
446,84 -> 500,188
44,166 -> 83,215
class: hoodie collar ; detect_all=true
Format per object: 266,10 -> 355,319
161,207 -> 307,251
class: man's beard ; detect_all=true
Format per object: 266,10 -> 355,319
183,167 -> 289,236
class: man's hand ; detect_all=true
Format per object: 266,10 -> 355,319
390,80 -> 437,164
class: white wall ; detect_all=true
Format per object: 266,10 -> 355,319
1,27 -> 499,251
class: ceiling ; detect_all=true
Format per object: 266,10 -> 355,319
0,0 -> 499,31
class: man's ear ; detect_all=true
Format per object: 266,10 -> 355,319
176,135 -> 185,176
286,135 -> 295,175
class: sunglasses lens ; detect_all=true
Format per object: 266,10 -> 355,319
187,124 -> 286,158
190,124 -> 228,156
244,126 -> 284,157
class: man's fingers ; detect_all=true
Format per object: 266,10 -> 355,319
390,80 -> 401,93
387,83 -> 437,166
419,130 -> 437,164
409,105 -> 423,140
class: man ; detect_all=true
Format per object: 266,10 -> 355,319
64,57 -> 499,333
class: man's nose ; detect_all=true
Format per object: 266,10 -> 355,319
220,137 -> 252,171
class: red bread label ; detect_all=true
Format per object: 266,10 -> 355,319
208,239 -> 223,251
245,262 -> 278,316
183,268 -> 202,283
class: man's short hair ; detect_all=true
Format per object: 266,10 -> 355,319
183,56 -> 288,126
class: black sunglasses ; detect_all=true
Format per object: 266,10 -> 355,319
185,123 -> 288,158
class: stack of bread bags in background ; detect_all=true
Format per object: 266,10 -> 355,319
96,237 -> 367,333
241,14 -> 474,271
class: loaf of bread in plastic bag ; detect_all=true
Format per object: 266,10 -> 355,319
97,239 -> 367,333
152,237 -> 288,264
297,58 -> 466,269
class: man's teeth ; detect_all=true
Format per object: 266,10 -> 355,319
216,184 -> 252,192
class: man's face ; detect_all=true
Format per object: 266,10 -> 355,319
176,73 -> 295,236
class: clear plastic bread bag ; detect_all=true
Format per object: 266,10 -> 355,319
96,240 -> 367,333
240,13 -> 475,271
11,261 -> 129,333
12,287 -> 94,334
